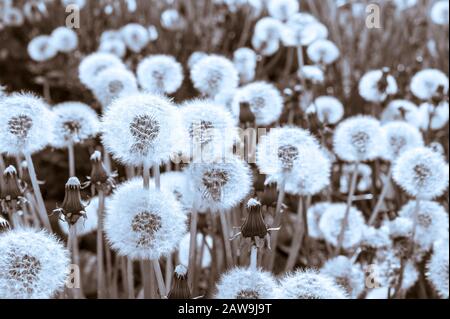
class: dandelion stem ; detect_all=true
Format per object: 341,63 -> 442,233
188,209 -> 198,290
250,246 -> 258,270
24,152 -> 52,231
336,161 -> 359,253
69,225 -> 84,299
369,166 -> 393,225
141,260 -> 155,299
96,190 -> 106,298
297,46 -> 307,89
126,258 -> 134,299
143,162 -> 150,189
153,163 -> 160,189
165,255 -> 173,295
68,141 -> 76,177
285,196 -> 306,271
266,177 -> 286,270
219,209 -> 234,268
152,259 -> 167,298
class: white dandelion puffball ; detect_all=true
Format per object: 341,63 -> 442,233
160,8 -> 186,31
178,233 -> 212,268
284,146 -> 331,196
0,228 -> 70,299
393,0 -> 417,10
233,47 -> 257,83
392,147 -> 449,199
137,55 -> 184,95
276,270 -> 349,299
381,99 -> 422,128
365,287 -> 389,299
59,196 -> 107,236
100,30 -> 122,43
340,163 -> 372,193
307,202 -> 331,239
410,69 -> 449,100
51,102 -> 99,148
306,96 -> 344,125
374,251 -> 419,292
257,126 -> 319,176
27,35 -> 57,62
253,17 -> 283,43
333,115 -> 383,162
120,23 -> 149,53
398,200 -> 449,251
61,0 -> 86,9
98,39 -> 127,58
215,267 -> 277,299
188,51 -> 208,70
0,93 -> 53,155
430,1 -> 449,25
179,100 -> 237,161
147,25 -> 158,41
319,203 -> 365,250
299,65 -> 325,84
358,70 -> 398,103
104,178 -> 187,260
101,93 -> 181,167
2,7 -> 24,27
92,67 -> 138,108
387,216 -> 414,239
281,14 -> 324,47
190,55 -> 239,97
381,121 -> 424,161
267,0 -> 299,21
213,89 -> 240,123
361,225 -> 391,249
307,39 -> 340,65
158,171 -> 193,212
50,26 -> 78,53
78,52 -> 125,90
427,240 -> 449,299
187,155 -> 252,212
321,256 -> 365,298
233,81 -> 283,126
251,35 -> 280,56
419,101 -> 449,130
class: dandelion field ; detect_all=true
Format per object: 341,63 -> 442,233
0,0 -> 448,301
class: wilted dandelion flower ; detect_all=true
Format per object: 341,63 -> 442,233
410,69 -> 449,100
104,178 -> 187,260
257,126 -> 319,176
78,52 -> 125,90
321,256 -> 365,298
188,51 -> 208,70
319,203 -> 365,250
178,233 -> 212,268
430,1 -> 449,25
168,264 -> 191,299
179,100 -> 237,161
160,8 -> 186,31
333,115 -> 383,162
398,200 -> 449,250
307,39 -> 340,65
276,270 -> 349,299
358,69 -> 398,103
0,228 -> 69,299
306,96 -> 344,125
137,55 -> 184,94
0,165 -> 25,212
101,93 -> 181,167
419,101 -> 449,130
0,93 -> 53,155
306,202 -> 331,239
215,267 -> 277,299
50,26 -> 78,53
233,81 -> 283,126
27,35 -> 57,62
283,146 -> 331,196
51,102 -> 99,148
120,23 -> 149,53
190,55 -> 239,97
98,39 -> 127,58
381,121 -> 424,161
381,99 -> 422,128
392,147 -> 449,199
187,155 -> 252,212
267,0 -> 299,21
427,240 -> 449,299
93,67 -> 138,107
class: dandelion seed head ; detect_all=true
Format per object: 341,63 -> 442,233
253,17 -> 283,42
213,89 -> 240,124
307,39 -> 340,65
276,269 -> 349,299
267,0 -> 299,21
160,9 -> 186,31
381,121 -> 424,161
319,203 -> 365,250
157,171 -> 193,212
50,26 -> 78,53
321,256 -> 365,298
298,65 -> 325,84
233,47 -> 257,83
2,7 -> 24,27
98,39 -> 127,58
333,115 -> 383,162
137,55 -> 184,94
251,35 -> 280,56
233,81 -> 283,126
188,51 -> 208,70
0,228 -> 69,299
410,69 -> 449,100
281,13 -> 324,47
51,102 -> 99,148
392,147 -> 449,199
419,101 -> 449,130
178,233 -> 212,268
120,23 -> 149,53
101,93 -> 181,167
307,202 -> 331,239
61,0 -> 86,9
430,1 -> 449,25
104,178 -> 187,260
427,239 -> 449,298
306,96 -> 344,124
190,55 -> 239,97
27,35 -> 57,62
0,93 -> 53,155
78,52 -> 125,90
215,267 -> 277,299
358,69 -> 398,103
361,225 -> 391,249
381,99 -> 422,128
